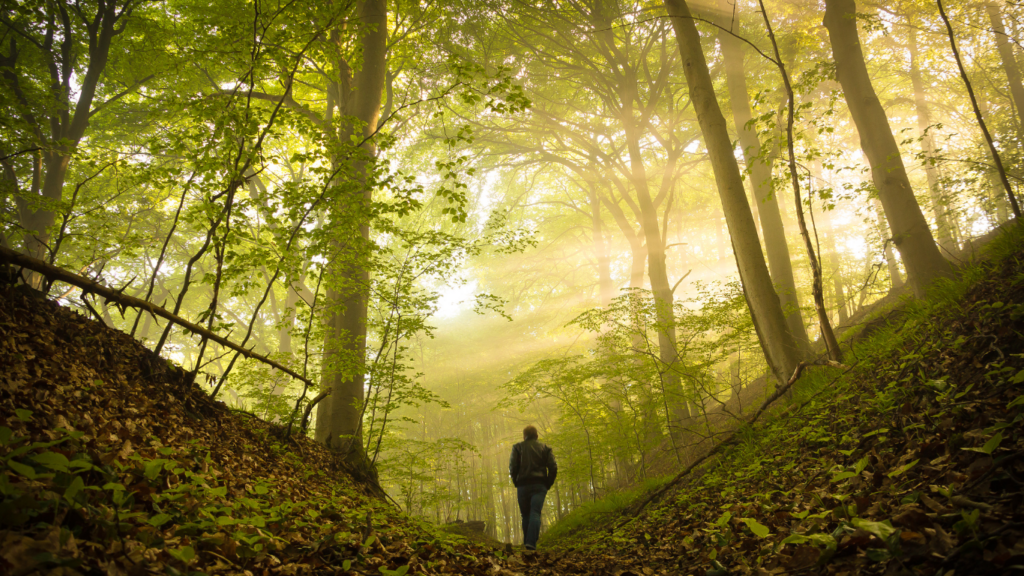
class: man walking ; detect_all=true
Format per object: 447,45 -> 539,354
509,425 -> 557,550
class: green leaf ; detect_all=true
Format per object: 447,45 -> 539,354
741,518 -> 770,538
714,511 -> 732,528
247,515 -> 266,528
781,534 -> 808,545
1007,395 -> 1024,409
149,514 -> 173,527
33,452 -> 70,472
852,518 -> 898,541
168,546 -> 195,563
364,535 -> 376,549
14,409 -> 32,422
68,458 -> 92,471
144,459 -> 165,481
8,460 -> 36,479
64,476 -> 85,502
0,427 -> 13,446
854,457 -> 869,474
888,459 -> 919,478
209,486 -> 228,497
982,432 -> 1003,454
343,560 -> 352,571
865,548 -> 892,562
254,483 -> 269,495
963,432 -> 1003,455
831,471 -> 857,482
216,516 -> 236,526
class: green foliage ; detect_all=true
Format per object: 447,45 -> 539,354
537,474 -> 673,546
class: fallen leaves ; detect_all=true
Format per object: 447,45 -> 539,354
0,282 -> 513,575
505,242 -> 1024,575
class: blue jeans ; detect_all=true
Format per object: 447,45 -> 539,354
517,483 -> 547,549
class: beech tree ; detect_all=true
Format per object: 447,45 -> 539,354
715,0 -> 811,355
663,0 -> 801,386
823,0 -> 951,297
0,0 -> 150,276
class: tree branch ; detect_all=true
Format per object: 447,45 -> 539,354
0,245 -> 317,391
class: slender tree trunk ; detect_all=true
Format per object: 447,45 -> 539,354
663,0 -> 801,386
987,1 -> 1024,139
756,0 -> 842,362
907,26 -> 957,254
874,198 -> 905,290
937,0 -> 1021,220
717,3 -> 811,354
821,209 -> 849,324
823,0 -> 951,297
619,95 -> 690,444
588,183 -> 615,304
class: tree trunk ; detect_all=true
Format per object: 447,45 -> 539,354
619,75 -> 691,442
717,6 -> 811,354
0,1 -> 133,276
907,26 -> 957,254
874,199 -> 904,290
314,0 -> 388,466
987,1 -> 1024,138
588,183 -> 615,304
821,209 -> 849,324
664,0 -> 801,386
823,0 -> 950,297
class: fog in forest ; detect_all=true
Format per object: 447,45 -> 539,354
2,0 -> 1019,547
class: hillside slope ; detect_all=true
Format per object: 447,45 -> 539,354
526,232 -> 1024,575
0,278 -> 512,576
4,228 -> 1024,576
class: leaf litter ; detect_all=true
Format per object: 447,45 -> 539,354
0,278 -> 519,576
511,242 -> 1024,575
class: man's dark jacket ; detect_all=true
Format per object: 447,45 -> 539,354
509,438 -> 557,489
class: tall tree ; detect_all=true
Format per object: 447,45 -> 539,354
716,0 -> 811,354
0,0 -> 147,273
663,0 -> 801,386
823,0 -> 951,297
986,1 -> 1024,139
906,24 -> 957,253
314,0 -> 388,464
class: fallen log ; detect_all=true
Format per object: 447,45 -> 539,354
0,245 -> 320,393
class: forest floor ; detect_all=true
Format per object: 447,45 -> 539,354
520,229 -> 1024,575
0,277 -> 515,576
2,229 -> 1023,576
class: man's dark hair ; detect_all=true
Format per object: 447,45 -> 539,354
523,425 -> 538,440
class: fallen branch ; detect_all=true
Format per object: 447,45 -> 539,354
618,359 -> 852,524
0,245 -> 317,392
300,388 -> 331,433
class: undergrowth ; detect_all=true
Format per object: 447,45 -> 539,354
540,474 -> 673,546
533,226 -> 1024,575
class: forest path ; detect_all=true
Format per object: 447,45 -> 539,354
495,230 -> 1024,575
